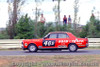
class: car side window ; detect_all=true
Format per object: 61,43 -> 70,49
49,34 -> 57,38
58,33 -> 69,38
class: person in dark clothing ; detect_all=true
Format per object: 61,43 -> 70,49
63,15 -> 67,25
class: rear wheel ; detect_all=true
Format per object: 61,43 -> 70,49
68,44 -> 78,52
28,44 -> 37,52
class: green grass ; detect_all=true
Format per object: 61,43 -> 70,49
85,47 -> 100,49
0,48 -> 22,51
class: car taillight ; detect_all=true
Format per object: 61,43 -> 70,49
86,40 -> 88,43
85,37 -> 88,43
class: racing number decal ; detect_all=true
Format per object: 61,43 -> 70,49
43,40 -> 55,46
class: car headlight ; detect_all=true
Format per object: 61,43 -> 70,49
25,43 -> 28,46
22,42 -> 23,45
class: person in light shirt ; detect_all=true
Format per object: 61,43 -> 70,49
40,14 -> 46,23
68,15 -> 71,24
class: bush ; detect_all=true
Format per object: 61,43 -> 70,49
0,31 -> 9,39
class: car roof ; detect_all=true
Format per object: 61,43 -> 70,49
48,31 -> 76,38
49,31 -> 70,34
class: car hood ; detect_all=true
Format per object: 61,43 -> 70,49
23,38 -> 43,42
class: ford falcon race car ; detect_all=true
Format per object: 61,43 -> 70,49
22,31 -> 88,52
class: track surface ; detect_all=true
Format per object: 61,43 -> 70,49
0,49 -> 100,56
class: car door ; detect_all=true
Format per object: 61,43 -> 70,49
56,33 -> 69,48
42,33 -> 58,48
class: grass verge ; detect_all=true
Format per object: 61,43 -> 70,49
0,55 -> 100,67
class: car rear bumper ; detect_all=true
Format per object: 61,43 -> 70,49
78,44 -> 89,49
86,43 -> 89,47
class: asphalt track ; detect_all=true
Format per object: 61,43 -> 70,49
0,49 -> 100,56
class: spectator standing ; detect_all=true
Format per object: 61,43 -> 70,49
68,15 -> 72,24
40,14 -> 46,23
63,15 -> 67,25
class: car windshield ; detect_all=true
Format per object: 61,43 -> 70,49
44,33 -> 50,38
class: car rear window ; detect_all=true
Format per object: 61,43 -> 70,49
58,33 -> 69,38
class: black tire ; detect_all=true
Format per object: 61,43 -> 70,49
28,44 -> 38,52
68,44 -> 78,52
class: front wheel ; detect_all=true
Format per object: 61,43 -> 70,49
28,44 -> 38,52
68,44 -> 78,52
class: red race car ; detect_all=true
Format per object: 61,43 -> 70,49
22,31 -> 88,52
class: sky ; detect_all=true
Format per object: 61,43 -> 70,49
0,0 -> 100,28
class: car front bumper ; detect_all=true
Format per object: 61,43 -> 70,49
22,42 -> 28,50
22,46 -> 28,50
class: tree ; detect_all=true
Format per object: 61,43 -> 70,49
80,13 -> 100,38
34,0 -> 44,38
0,30 -> 9,39
87,14 -> 97,37
79,25 -> 88,38
15,14 -> 34,39
7,0 -> 25,39
36,22 -> 56,38
73,0 -> 79,30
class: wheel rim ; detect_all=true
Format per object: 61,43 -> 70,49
30,45 -> 36,51
70,45 -> 76,51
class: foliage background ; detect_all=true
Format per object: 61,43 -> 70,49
0,14 -> 100,39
